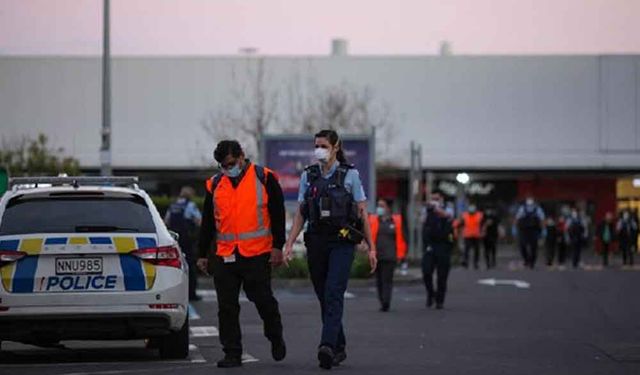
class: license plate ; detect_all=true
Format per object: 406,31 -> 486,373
55,257 -> 103,275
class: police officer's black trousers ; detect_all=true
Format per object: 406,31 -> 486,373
305,234 -> 354,352
483,239 -> 497,269
422,246 -> 451,305
621,243 -> 634,265
211,252 -> 283,358
179,239 -> 198,299
463,238 -> 481,269
519,232 -> 539,268
375,260 -> 396,308
571,242 -> 583,268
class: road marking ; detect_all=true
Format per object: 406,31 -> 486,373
344,291 -> 356,299
196,289 -> 249,302
477,278 -> 531,289
190,326 -> 219,338
189,344 -> 206,363
188,303 -> 200,320
242,353 -> 259,363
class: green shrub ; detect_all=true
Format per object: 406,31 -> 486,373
273,256 -> 309,279
350,252 -> 372,279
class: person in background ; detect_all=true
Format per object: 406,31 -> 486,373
165,186 -> 202,301
631,209 -> 639,260
556,211 -> 569,266
459,204 -> 484,269
369,199 -> 407,312
481,208 -> 499,269
617,210 -> 638,266
422,192 -> 454,309
544,217 -> 558,267
596,212 -> 615,267
515,197 -> 545,269
566,209 -> 587,269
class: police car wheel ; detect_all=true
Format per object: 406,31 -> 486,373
158,317 -> 189,359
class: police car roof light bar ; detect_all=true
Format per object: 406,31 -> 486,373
9,176 -> 139,189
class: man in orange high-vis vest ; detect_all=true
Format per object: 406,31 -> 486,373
369,199 -> 407,312
459,204 -> 484,269
196,140 -> 286,368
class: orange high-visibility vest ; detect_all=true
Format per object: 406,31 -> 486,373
369,214 -> 408,259
205,164 -> 273,257
462,211 -> 484,239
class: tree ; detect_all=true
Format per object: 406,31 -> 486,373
0,133 -> 81,177
201,58 -> 279,160
202,59 -> 395,162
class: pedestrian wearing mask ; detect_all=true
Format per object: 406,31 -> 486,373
596,212 -> 615,267
369,199 -> 407,312
284,129 -> 377,370
459,204 -> 483,269
617,210 -> 638,266
515,197 -> 545,268
566,209 -> 587,269
196,140 -> 287,368
422,193 -> 454,309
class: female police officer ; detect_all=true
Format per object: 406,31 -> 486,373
284,129 -> 377,370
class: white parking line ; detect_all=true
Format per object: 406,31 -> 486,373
242,353 -> 259,363
189,344 -> 206,363
189,326 -> 219,338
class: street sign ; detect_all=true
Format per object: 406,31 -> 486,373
0,167 -> 8,196
477,278 -> 531,289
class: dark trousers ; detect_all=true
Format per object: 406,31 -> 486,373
483,239 -> 497,269
422,245 -> 452,305
571,242 -> 583,268
305,235 -> 355,351
601,243 -> 611,266
519,232 -> 539,268
545,242 -> 556,266
375,260 -> 396,307
621,243 -> 635,265
558,241 -> 567,265
463,238 -> 481,269
211,252 -> 283,357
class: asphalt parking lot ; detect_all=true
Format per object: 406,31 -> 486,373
1,257 -> 640,375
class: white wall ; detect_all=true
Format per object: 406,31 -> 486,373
1,55 -> 639,169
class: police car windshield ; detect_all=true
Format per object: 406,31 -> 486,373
0,195 -> 156,235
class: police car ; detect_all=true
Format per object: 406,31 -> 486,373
0,177 -> 189,359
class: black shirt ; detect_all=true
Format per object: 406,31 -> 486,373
198,163 -> 286,258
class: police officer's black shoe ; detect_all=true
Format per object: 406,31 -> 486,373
318,345 -> 334,370
380,303 -> 390,312
217,355 -> 242,368
271,338 -> 287,361
333,350 -> 347,366
426,297 -> 434,308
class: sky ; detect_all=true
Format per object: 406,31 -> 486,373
1,0 -> 639,56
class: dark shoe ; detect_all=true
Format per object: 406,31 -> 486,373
217,355 -> 242,368
271,338 -> 286,362
426,296 -> 434,308
333,350 -> 347,366
436,303 -> 444,310
318,345 -> 334,370
380,303 -> 390,312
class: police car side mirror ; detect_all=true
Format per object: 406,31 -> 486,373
168,230 -> 180,242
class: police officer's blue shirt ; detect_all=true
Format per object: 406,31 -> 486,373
164,197 -> 202,223
297,161 -> 367,203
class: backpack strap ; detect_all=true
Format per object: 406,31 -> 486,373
207,173 -> 224,194
335,163 -> 354,188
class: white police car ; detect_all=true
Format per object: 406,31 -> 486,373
0,177 -> 189,359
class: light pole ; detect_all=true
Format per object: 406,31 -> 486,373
100,0 -> 112,176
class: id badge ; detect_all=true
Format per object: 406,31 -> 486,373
223,254 -> 237,264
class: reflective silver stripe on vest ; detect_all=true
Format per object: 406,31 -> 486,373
216,167 -> 271,243
255,173 -> 264,229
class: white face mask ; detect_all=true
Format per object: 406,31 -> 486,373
314,148 -> 330,163
376,206 -> 386,216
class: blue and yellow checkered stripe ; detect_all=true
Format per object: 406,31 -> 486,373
0,236 -> 157,293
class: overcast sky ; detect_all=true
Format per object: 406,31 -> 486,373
1,0 -> 639,56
